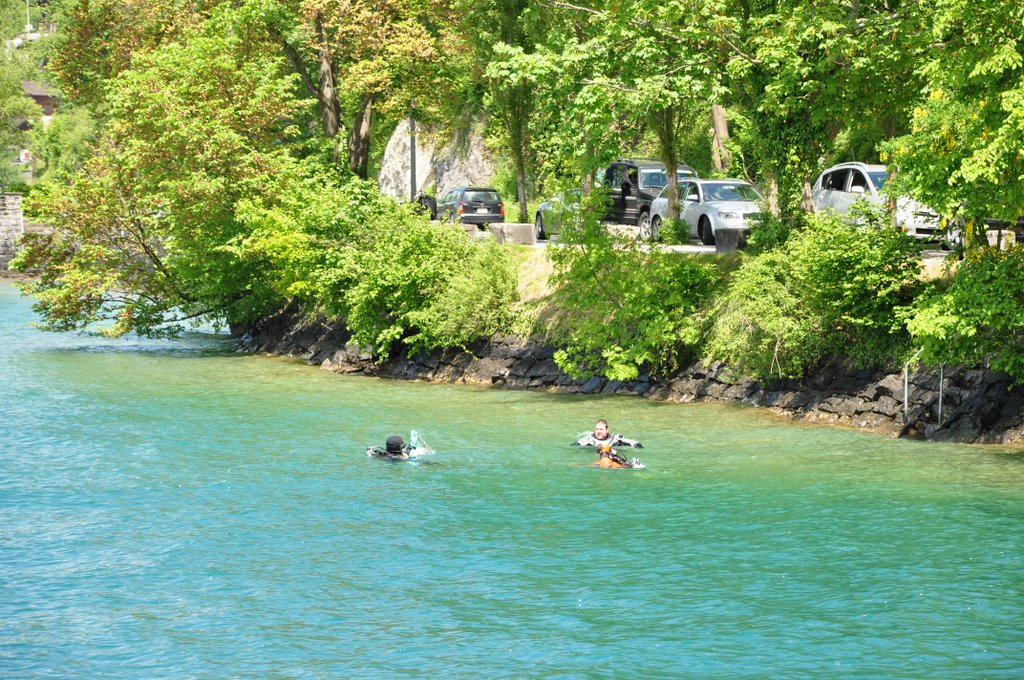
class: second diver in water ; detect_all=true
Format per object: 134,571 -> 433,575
366,431 -> 433,461
366,434 -> 413,460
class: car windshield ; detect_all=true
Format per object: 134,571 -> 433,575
639,169 -> 668,190
639,167 -> 697,190
868,171 -> 888,191
703,183 -> 762,202
464,190 -> 499,202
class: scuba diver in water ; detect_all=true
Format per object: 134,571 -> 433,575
366,431 -> 433,461
572,419 -> 644,449
366,435 -> 412,460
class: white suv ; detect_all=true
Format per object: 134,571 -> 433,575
811,162 -> 939,239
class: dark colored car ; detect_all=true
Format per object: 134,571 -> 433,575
436,187 -> 505,226
598,159 -> 698,234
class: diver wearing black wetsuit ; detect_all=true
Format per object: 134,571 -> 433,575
367,435 -> 412,460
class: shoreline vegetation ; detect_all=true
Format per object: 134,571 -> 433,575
6,1 -> 1024,449
234,242 -> 1024,446
240,301 -> 1024,447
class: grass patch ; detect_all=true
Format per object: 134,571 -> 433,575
508,244 -> 555,302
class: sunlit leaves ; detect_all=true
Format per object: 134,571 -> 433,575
905,247 -> 1024,383
884,0 -> 1024,225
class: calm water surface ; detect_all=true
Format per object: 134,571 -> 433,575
2,282 -> 1023,678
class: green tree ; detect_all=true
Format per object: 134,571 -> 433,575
15,8 -> 303,335
0,56 -> 41,188
484,43 -> 551,222
905,247 -> 1024,383
47,0 -> 219,106
882,1 -> 1024,230
28,105 -> 99,182
295,0 -> 460,176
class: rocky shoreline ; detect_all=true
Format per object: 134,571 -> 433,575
240,306 -> 1024,445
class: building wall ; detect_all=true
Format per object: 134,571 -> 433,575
0,193 -> 25,270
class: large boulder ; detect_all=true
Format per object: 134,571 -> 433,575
378,120 -> 498,203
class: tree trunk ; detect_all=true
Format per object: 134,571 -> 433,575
504,86 -> 532,222
510,116 -> 529,222
348,95 -> 374,179
765,174 -> 780,217
652,107 -> 680,219
514,154 -> 528,223
268,20 -> 341,151
313,14 -> 341,141
801,177 -> 815,213
711,104 -> 732,173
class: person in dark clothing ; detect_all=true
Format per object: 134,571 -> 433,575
367,435 -> 412,460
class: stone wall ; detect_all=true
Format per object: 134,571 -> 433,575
240,307 -> 1024,445
0,193 -> 25,270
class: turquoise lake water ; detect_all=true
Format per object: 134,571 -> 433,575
2,281 -> 1023,678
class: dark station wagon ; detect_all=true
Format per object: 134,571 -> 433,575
437,187 -> 505,227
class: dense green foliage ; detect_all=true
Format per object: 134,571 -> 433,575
14,7 -> 518,359
544,197 -> 720,381
905,247 -> 1024,382
8,0 -> 1024,382
704,212 -> 922,379
702,251 -> 822,380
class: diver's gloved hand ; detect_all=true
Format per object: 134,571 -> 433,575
633,442 -> 644,448
570,441 -> 580,446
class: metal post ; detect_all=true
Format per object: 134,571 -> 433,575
409,112 -> 416,202
902,349 -> 922,426
937,363 -> 945,428
903,361 -> 909,424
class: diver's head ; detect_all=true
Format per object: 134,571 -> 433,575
385,435 -> 404,454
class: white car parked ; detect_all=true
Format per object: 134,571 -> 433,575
647,179 -> 764,244
811,162 -> 940,239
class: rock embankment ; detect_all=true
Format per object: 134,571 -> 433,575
240,306 -> 1024,445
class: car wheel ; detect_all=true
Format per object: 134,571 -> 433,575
637,212 -> 652,240
699,216 -> 715,245
650,215 -> 662,241
535,214 -> 546,240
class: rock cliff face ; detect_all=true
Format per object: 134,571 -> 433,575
377,120 -> 498,202
240,307 -> 1024,445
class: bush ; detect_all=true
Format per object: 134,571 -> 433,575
321,209 -> 518,361
905,246 -> 1024,383
544,204 -> 721,380
745,211 -> 798,254
659,217 -> 693,245
702,211 -> 922,378
787,210 -> 922,367
702,251 -> 824,379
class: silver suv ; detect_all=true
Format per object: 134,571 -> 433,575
811,162 -> 939,239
